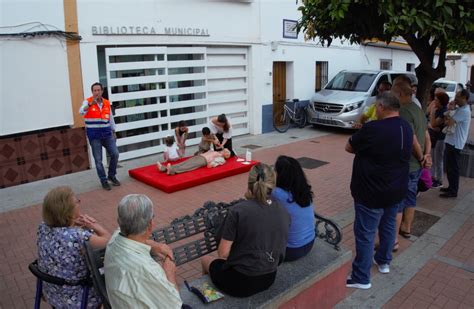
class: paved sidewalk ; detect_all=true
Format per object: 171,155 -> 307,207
0,125 -> 473,308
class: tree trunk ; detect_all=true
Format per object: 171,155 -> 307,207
403,35 -> 447,109
415,65 -> 440,109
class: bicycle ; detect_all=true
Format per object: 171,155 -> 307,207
273,99 -> 308,133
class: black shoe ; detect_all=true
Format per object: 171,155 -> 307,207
102,182 -> 112,191
439,192 -> 457,198
432,180 -> 443,188
440,187 -> 451,192
108,176 -> 121,186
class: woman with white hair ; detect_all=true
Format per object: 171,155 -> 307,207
201,163 -> 290,297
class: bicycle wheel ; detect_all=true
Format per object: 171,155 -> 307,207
297,109 -> 307,128
273,109 -> 291,133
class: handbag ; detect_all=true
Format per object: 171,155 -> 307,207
418,168 -> 433,192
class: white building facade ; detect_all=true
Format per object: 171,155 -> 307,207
445,53 -> 474,85
1,0 -> 422,186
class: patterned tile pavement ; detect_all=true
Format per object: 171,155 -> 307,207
0,133 -> 354,308
383,215 -> 474,309
1,126 -> 473,308
384,259 -> 474,309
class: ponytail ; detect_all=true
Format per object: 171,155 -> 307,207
245,163 -> 275,205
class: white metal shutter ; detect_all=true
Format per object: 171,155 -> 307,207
105,46 -> 248,161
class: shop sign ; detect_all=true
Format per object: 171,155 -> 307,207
91,25 -> 209,36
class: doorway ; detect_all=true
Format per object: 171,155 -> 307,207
273,62 -> 286,121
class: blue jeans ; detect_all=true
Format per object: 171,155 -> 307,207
431,140 -> 445,181
351,202 -> 398,284
89,137 -> 119,183
398,169 -> 422,212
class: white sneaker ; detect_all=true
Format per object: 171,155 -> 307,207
346,278 -> 372,289
374,258 -> 390,274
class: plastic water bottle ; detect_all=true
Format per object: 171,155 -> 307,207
245,149 -> 252,162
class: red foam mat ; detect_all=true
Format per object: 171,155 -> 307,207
128,156 -> 258,193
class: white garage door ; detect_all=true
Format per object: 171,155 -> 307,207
105,46 -> 249,161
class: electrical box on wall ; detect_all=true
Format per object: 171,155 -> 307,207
271,41 -> 278,51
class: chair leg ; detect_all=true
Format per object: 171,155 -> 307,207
34,279 -> 42,309
80,286 -> 90,309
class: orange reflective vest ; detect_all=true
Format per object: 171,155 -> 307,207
83,97 -> 112,139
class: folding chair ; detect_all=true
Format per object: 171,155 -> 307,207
28,260 -> 90,309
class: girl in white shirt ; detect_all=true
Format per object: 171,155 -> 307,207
163,136 -> 181,162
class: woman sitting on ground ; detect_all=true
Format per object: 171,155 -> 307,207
201,163 -> 290,297
36,186 -> 111,308
272,155 -> 316,261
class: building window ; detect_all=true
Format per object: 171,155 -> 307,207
406,63 -> 415,72
380,59 -> 392,70
315,61 -> 328,91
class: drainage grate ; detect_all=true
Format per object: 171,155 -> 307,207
290,136 -> 299,139
310,140 -> 320,144
410,210 -> 440,237
296,157 -> 329,170
241,144 -> 262,150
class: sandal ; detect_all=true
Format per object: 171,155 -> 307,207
399,230 -> 411,239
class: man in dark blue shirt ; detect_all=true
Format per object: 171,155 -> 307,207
345,92 -> 414,289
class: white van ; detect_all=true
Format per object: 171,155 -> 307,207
432,79 -> 464,101
307,70 -> 416,128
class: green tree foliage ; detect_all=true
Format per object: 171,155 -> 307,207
297,0 -> 474,105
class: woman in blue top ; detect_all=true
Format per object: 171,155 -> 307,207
272,155 -> 316,261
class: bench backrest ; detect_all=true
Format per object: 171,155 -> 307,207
151,200 -> 343,266
84,241 -> 111,309
151,200 -> 239,265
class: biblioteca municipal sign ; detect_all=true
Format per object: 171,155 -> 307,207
91,25 -> 210,36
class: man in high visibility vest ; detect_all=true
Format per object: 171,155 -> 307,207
80,82 -> 120,190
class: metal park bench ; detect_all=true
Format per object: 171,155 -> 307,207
173,200 -> 346,308
84,199 -> 343,308
152,199 -> 343,266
